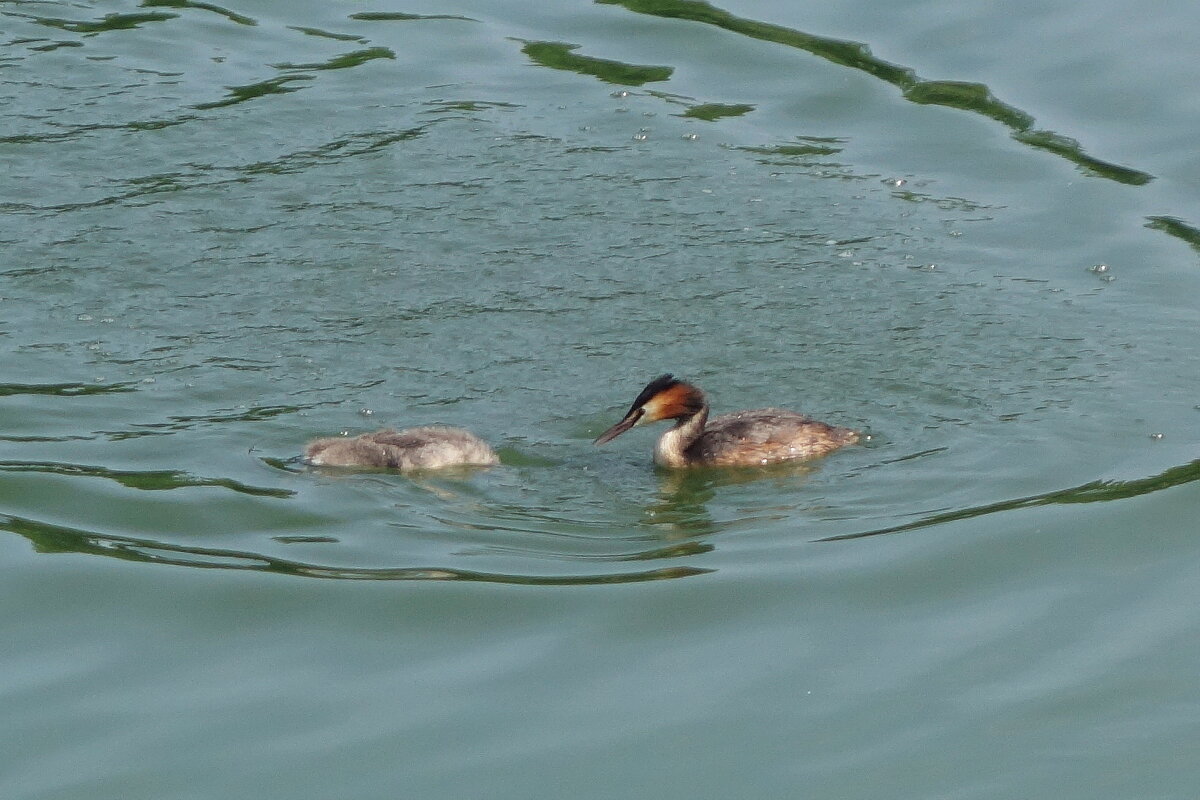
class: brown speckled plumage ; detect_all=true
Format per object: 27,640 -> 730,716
678,408 -> 858,466
594,375 -> 858,468
304,426 -> 498,471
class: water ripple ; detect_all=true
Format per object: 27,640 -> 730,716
270,46 -> 395,73
598,0 -> 1154,185
98,403 -> 324,441
1146,216 -> 1200,254
193,74 -> 313,110
0,514 -> 709,585
821,457 -> 1200,542
140,0 -> 257,27
519,40 -> 673,86
0,381 -> 135,397
15,10 -> 177,34
348,12 -> 479,23
0,460 -> 292,497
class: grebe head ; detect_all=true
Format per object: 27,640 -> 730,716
593,374 -> 706,445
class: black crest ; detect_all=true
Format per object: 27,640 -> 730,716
628,374 -> 681,414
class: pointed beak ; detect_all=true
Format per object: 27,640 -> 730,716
593,409 -> 643,445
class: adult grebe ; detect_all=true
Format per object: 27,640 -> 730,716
304,426 -> 498,470
593,374 -> 858,468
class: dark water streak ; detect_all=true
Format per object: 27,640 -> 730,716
822,457 -> 1200,542
95,402 -> 328,441
348,12 -> 479,23
140,0 -> 256,27
2,125 -> 427,211
0,514 -> 709,584
13,10 -> 177,34
520,40 -> 673,86
0,461 -> 293,498
0,381 -> 135,397
680,102 -> 755,121
596,0 -> 1154,186
270,46 -> 396,73
1146,216 -> 1200,255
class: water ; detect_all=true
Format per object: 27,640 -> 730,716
2,0 -> 1199,797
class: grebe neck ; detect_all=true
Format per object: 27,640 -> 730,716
654,405 -> 708,467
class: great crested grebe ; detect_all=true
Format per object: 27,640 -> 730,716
594,374 -> 858,468
304,426 -> 498,470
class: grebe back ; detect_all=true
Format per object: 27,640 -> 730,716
305,426 -> 498,470
594,374 -> 857,468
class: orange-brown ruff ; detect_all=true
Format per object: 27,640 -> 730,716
593,375 -> 858,468
304,426 -> 498,470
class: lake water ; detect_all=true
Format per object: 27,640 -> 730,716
2,0 -> 1199,797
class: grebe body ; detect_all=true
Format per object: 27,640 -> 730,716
304,426 -> 498,470
594,374 -> 857,468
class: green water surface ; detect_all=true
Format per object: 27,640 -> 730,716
2,0 -> 1198,797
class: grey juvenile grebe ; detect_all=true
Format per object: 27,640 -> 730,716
594,374 -> 858,467
304,426 -> 498,470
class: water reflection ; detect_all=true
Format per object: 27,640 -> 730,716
519,40 -> 673,86
17,10 -> 176,34
0,460 -> 293,498
288,26 -> 367,43
285,457 -> 722,563
0,514 -> 709,585
0,381 -> 135,397
348,12 -> 479,23
643,469 -> 720,538
678,103 -> 755,121
458,535 -> 714,563
140,0 -> 256,27
99,402 -> 333,441
822,457 -> 1200,541
270,47 -> 396,73
7,125 -> 425,208
644,461 -> 824,538
1146,216 -> 1200,255
598,0 -> 1154,186
734,137 -> 844,160
193,75 -> 313,110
